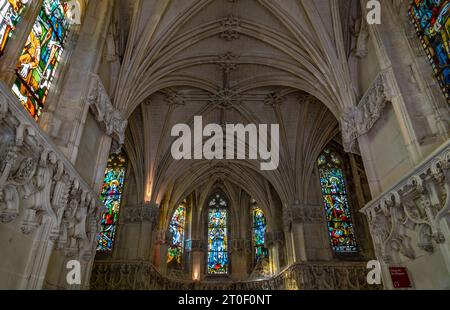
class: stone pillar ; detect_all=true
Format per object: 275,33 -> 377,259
153,230 -> 173,276
230,239 -> 250,281
138,202 -> 159,260
265,231 -> 284,274
283,203 -> 306,263
283,203 -> 330,263
0,0 -> 44,85
186,240 -> 205,281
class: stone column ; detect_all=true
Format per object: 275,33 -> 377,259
138,202 -> 160,260
230,239 -> 250,281
283,203 -> 330,263
0,0 -> 44,85
186,239 -> 205,281
153,230 -> 173,276
283,203 -> 306,263
265,231 -> 284,274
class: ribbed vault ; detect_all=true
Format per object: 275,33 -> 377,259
114,0 -> 362,224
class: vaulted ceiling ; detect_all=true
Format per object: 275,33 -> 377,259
108,0 -> 364,220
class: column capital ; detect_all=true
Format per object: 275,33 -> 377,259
282,203 -> 324,227
121,202 -> 159,226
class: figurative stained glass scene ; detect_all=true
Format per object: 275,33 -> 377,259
0,0 -> 28,56
207,194 -> 228,274
317,149 -> 358,253
251,203 -> 269,262
410,0 -> 450,102
12,0 -> 70,120
167,205 -> 186,265
97,153 -> 127,252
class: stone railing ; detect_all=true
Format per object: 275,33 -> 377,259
361,140 -> 450,288
0,81 -> 103,286
90,260 -> 379,290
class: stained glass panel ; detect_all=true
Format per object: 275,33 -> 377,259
318,149 -> 358,253
0,0 -> 28,56
97,153 -> 127,252
207,194 -> 228,275
12,0 -> 70,120
252,204 -> 269,262
167,205 -> 186,265
410,0 -> 450,102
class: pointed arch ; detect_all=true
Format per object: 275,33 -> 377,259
207,192 -> 229,275
317,148 -> 358,253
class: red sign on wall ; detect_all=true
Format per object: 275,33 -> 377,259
389,267 -> 412,288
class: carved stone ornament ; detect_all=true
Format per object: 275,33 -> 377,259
340,70 -> 394,154
0,81 -> 102,262
87,74 -> 128,145
362,141 -> 450,266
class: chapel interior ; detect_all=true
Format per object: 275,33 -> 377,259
0,0 -> 449,290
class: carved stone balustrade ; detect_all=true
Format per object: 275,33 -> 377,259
90,260 -> 380,290
361,140 -> 450,288
0,81 -> 103,262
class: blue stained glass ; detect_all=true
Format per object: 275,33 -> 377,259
207,194 -> 228,274
167,205 -> 186,264
97,153 -> 127,252
252,204 -> 269,261
318,149 -> 358,253
410,0 -> 450,102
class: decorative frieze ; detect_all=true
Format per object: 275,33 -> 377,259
341,69 -> 394,153
87,74 -> 128,145
361,140 -> 450,264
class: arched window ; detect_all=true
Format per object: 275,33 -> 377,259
0,0 -> 28,56
410,1 -> 450,102
251,201 -> 269,262
167,204 -> 186,265
207,193 -> 229,275
97,152 -> 127,252
12,0 -> 70,120
317,149 -> 358,253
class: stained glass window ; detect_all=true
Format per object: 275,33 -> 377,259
167,205 -> 186,265
251,202 -> 269,262
410,0 -> 450,103
207,193 -> 229,275
12,0 -> 70,120
0,0 -> 28,56
97,153 -> 127,252
317,149 -> 358,253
